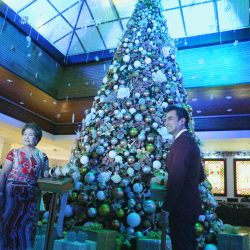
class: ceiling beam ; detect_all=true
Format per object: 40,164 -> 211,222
67,28 -> 250,64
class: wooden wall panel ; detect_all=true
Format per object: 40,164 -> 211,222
0,16 -> 61,97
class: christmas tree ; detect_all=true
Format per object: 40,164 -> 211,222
63,0 -> 222,248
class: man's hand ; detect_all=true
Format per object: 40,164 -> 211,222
161,209 -> 169,227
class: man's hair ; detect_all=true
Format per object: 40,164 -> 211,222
22,122 -> 42,145
166,105 -> 190,128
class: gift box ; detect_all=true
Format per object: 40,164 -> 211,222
36,224 -> 47,235
33,235 -> 46,250
218,232 -> 250,250
36,223 -> 57,236
137,237 -> 172,250
81,229 -> 118,250
150,183 -> 166,202
34,224 -> 57,249
53,239 -> 96,250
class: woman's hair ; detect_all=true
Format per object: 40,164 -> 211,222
22,123 -> 42,145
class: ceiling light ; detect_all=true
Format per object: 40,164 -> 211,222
20,102 -> 24,105
196,110 -> 202,114
227,109 -> 232,112
192,98 -> 197,102
226,96 -> 232,99
6,79 -> 13,83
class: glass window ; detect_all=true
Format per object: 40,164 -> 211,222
88,0 -> 117,23
67,33 -> 85,55
99,21 -> 123,49
49,0 -> 78,13
163,9 -> 185,38
2,0 -> 34,12
217,0 -> 249,31
76,26 -> 106,52
183,2 -> 217,36
38,15 -> 72,43
19,0 -> 58,29
113,0 -> 137,18
162,0 -> 179,10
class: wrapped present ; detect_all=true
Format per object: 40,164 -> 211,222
137,236 -> 172,250
34,224 -> 57,249
80,229 -> 118,250
53,239 -> 96,250
150,183 -> 166,202
36,224 -> 46,235
36,223 -> 57,237
33,235 -> 46,250
218,232 -> 250,250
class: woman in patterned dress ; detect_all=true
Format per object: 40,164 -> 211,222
0,123 -> 49,250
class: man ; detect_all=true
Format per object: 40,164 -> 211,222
162,105 -> 205,250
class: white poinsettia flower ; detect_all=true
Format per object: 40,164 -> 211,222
157,127 -> 173,142
117,87 -> 130,99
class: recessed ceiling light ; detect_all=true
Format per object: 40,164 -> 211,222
20,102 -> 24,105
226,96 -> 232,99
227,109 -> 232,112
192,98 -> 198,101
196,110 -> 202,114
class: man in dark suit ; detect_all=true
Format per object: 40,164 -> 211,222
162,105 -> 205,250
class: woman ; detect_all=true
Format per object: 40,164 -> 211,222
0,123 -> 49,250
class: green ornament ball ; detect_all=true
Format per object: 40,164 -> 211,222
146,143 -> 155,152
129,127 -> 139,137
116,208 -> 125,218
42,219 -> 48,224
70,192 -> 78,201
98,204 -> 111,216
111,219 -> 120,230
195,222 -> 205,236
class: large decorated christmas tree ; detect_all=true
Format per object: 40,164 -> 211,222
62,0 -> 222,248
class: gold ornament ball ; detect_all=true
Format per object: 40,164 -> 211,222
80,167 -> 88,175
127,155 -> 135,165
